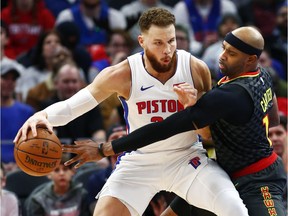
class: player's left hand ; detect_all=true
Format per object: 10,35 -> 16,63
173,82 -> 198,108
62,140 -> 102,169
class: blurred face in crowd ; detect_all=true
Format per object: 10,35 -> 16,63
42,33 -> 61,60
258,51 -> 272,68
269,124 -> 287,157
107,33 -> 130,58
1,72 -> 18,101
54,64 -> 82,100
176,28 -> 190,51
139,24 -> 177,73
277,5 -> 287,34
51,46 -> 73,67
49,164 -> 74,195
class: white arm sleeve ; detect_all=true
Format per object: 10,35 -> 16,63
44,88 -> 98,127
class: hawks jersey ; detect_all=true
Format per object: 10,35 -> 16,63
211,68 -> 274,173
120,50 -> 200,153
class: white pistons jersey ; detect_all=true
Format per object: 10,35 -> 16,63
120,50 -> 200,153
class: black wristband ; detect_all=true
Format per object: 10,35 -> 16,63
98,143 -> 105,157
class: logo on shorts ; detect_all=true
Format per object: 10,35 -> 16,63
189,156 -> 201,169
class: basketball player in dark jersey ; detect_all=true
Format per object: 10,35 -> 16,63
62,26 -> 287,216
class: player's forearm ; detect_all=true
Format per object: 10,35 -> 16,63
108,109 -> 196,154
44,88 -> 98,126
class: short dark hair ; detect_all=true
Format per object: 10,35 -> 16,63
138,7 -> 175,33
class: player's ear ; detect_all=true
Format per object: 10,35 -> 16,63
247,55 -> 258,64
138,35 -> 144,48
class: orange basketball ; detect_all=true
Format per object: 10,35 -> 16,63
14,127 -> 62,176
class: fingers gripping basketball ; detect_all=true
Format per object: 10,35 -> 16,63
14,127 -> 62,176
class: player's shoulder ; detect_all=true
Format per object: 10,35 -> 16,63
187,52 -> 211,91
176,49 -> 209,74
189,53 -> 209,71
101,59 -> 131,79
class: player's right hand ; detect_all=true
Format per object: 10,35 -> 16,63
13,111 -> 53,143
174,82 -> 198,108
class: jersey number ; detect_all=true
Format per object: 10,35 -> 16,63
151,116 -> 164,122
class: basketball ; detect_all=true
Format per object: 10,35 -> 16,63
14,127 -> 62,176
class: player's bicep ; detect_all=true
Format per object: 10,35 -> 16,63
88,60 -> 131,103
190,56 -> 212,100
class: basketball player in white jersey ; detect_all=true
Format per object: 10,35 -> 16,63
15,8 -> 248,216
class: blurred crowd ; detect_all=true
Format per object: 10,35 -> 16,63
1,0 -> 287,215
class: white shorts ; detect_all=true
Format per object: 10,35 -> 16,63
97,145 -> 247,216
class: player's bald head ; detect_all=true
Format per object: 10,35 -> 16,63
224,26 -> 264,57
232,26 -> 264,51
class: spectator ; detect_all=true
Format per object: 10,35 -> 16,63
258,51 -> 287,98
270,1 -> 287,80
1,0 -> 55,59
25,46 -> 74,111
16,30 -> 62,101
1,60 -> 34,172
105,29 -> 135,66
258,49 -> 286,81
56,21 -> 94,82
175,24 -> 191,52
56,0 -> 126,48
269,115 -> 287,161
201,13 -> 242,82
40,62 -> 106,143
173,0 -> 238,56
0,19 -> 25,100
0,163 -> 20,216
120,0 -> 172,50
25,153 -> 91,216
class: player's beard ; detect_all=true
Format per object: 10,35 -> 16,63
146,49 -> 176,73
